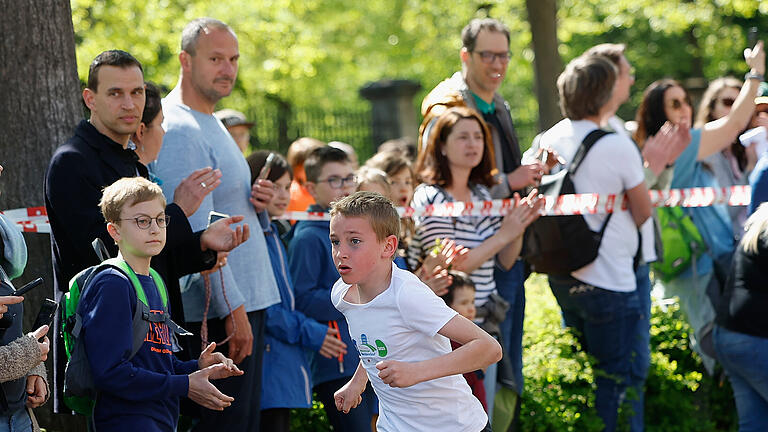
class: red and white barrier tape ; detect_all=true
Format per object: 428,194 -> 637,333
281,185 -> 752,221
0,206 -> 50,233
0,185 -> 753,231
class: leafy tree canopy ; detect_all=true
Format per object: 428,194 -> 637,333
72,0 -> 766,148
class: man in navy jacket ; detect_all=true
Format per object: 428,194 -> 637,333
45,49 -> 246,413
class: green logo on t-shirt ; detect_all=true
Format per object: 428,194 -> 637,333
360,334 -> 388,357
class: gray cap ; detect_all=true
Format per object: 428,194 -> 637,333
214,109 -> 254,128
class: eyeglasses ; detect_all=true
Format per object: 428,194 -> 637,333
719,97 -> 736,107
666,98 -> 691,110
472,50 -> 511,64
316,175 -> 357,189
119,215 -> 170,229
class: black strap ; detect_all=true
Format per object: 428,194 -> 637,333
571,129 -> 614,236
570,129 -> 612,175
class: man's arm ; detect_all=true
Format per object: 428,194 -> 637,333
45,151 -> 114,283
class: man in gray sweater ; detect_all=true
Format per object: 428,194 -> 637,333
151,18 -> 280,432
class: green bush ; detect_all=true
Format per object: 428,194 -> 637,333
520,274 -> 737,432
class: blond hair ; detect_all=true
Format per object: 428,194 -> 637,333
100,177 -> 166,223
356,166 -> 391,195
742,202 -> 768,255
330,191 -> 400,243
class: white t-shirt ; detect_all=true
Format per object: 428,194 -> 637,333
539,119 -> 645,291
607,115 -> 657,263
332,263 -> 487,432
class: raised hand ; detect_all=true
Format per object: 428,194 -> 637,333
173,167 -> 222,217
200,216 -> 251,252
188,364 -> 237,411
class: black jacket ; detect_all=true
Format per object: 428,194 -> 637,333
45,120 -> 215,411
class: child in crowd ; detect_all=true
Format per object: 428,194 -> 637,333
365,151 -> 416,271
286,137 -> 325,215
440,271 -> 487,411
330,191 -> 500,432
79,177 -> 241,431
356,166 -> 391,197
245,151 -> 348,431
288,146 -> 377,430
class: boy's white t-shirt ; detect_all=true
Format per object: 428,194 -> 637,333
331,263 -> 488,432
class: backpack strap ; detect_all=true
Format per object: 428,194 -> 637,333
571,129 -> 614,234
570,129 -> 612,175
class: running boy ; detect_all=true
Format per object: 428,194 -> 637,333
331,191 -> 502,432
79,177 -> 242,431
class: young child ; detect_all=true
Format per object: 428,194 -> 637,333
440,271 -> 487,411
364,151 -> 415,271
246,151 -> 347,431
330,191 -> 500,432
288,146 -> 377,430
356,166 -> 391,197
79,177 -> 242,431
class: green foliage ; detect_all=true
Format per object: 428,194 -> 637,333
290,397 -> 332,432
519,274 -> 604,431
520,275 -> 737,432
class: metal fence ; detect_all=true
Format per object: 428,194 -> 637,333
244,97 -> 539,162
246,98 -> 373,158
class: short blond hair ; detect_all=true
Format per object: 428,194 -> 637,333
330,191 -> 400,243
100,177 -> 166,223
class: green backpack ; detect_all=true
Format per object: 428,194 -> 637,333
652,206 -> 707,282
60,258 -> 188,415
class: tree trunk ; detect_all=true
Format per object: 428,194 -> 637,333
0,0 -> 84,430
526,0 -> 563,132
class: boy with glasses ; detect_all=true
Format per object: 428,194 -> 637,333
78,177 -> 243,431
289,146 -> 377,431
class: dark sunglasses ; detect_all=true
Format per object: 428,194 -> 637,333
667,97 -> 691,110
719,97 -> 736,107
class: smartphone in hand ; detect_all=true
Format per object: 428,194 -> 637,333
208,211 -> 230,228
31,298 -> 58,337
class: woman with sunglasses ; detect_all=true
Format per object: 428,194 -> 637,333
633,41 -> 765,374
696,77 -> 761,238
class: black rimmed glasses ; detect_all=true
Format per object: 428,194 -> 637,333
472,50 -> 511,64
119,215 -> 170,229
316,174 -> 357,189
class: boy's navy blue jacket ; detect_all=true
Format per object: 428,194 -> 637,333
288,205 -> 360,385
80,268 -> 198,432
262,222 -> 327,409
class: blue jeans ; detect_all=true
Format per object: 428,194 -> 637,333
626,264 -> 652,432
549,276 -> 642,432
713,325 -> 768,432
0,408 -> 33,432
495,261 -> 525,396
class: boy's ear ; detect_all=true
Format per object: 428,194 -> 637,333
106,221 -> 121,244
382,234 -> 398,259
305,181 -> 318,199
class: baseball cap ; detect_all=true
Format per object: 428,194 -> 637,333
214,109 -> 254,128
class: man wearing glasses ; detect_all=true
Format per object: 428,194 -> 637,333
420,18 -> 545,198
